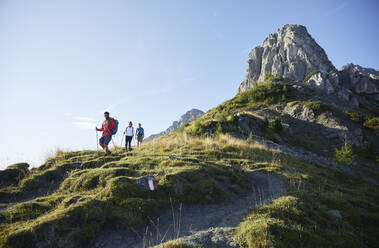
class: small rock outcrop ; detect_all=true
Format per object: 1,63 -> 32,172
146,109 -> 204,141
283,103 -> 316,122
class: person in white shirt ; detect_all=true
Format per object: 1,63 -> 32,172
124,121 -> 134,152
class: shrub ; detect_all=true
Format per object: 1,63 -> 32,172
215,122 -> 224,136
363,117 -> 379,130
216,111 -> 228,123
344,111 -> 367,123
264,72 -> 273,81
189,120 -> 205,136
335,140 -> 354,165
247,132 -> 253,143
263,116 -> 269,128
267,117 -> 282,132
306,101 -> 330,115
234,82 -> 291,107
303,70 -> 320,82
272,117 -> 283,131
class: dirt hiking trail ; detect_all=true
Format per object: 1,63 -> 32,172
87,171 -> 286,248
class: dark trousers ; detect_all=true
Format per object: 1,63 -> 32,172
125,136 -> 133,151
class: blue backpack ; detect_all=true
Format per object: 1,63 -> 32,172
112,119 -> 119,135
137,127 -> 144,136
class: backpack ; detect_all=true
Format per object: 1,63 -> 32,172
137,127 -> 144,136
112,119 -> 119,135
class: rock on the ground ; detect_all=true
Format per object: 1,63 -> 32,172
327,209 -> 342,219
283,103 -> 316,122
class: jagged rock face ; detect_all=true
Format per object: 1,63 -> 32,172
146,109 -> 204,141
338,63 -> 379,111
239,24 -> 379,114
239,24 -> 337,92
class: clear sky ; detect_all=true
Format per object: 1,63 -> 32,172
1,0 -> 378,169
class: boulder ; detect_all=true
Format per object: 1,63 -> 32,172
283,103 -> 316,122
327,209 -> 342,219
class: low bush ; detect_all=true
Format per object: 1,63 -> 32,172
335,140 -> 355,165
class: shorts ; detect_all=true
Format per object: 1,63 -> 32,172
99,135 -> 112,145
137,136 -> 143,142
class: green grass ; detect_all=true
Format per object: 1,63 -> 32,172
154,240 -> 202,248
234,81 -> 292,107
344,111 -> 367,124
235,150 -> 379,248
363,117 -> 379,130
1,81 -> 379,248
344,111 -> 379,130
289,100 -> 330,116
1,132 -> 378,247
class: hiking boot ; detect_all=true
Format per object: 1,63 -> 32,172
106,151 -> 112,156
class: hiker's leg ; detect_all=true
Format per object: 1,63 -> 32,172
128,137 -> 132,151
99,137 -> 105,150
104,136 -> 112,154
125,136 -> 129,152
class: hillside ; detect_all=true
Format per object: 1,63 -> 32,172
0,24 -> 378,248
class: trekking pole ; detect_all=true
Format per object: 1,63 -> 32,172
120,133 -> 125,148
111,135 -> 116,149
96,130 -> 99,150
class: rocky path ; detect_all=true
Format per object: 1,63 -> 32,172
88,171 -> 285,248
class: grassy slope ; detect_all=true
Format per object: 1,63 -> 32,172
0,81 -> 378,248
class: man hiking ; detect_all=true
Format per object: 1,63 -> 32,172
96,112 -> 116,155
124,121 -> 134,152
136,123 -> 144,147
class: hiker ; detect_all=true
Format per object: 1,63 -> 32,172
96,112 -> 116,155
124,121 -> 134,152
136,123 -> 144,147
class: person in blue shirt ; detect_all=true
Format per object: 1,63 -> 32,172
135,123 -> 144,147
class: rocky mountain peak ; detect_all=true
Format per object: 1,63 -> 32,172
145,108 -> 204,141
239,24 -> 379,113
178,109 -> 205,123
239,24 -> 336,92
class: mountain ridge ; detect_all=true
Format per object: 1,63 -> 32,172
145,108 -> 204,141
239,24 -> 379,114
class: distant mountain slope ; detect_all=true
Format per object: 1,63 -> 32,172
145,108 -> 204,141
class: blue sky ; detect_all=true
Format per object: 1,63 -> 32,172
1,0 -> 378,169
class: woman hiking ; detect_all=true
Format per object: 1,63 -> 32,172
124,121 -> 134,152
96,112 -> 116,155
